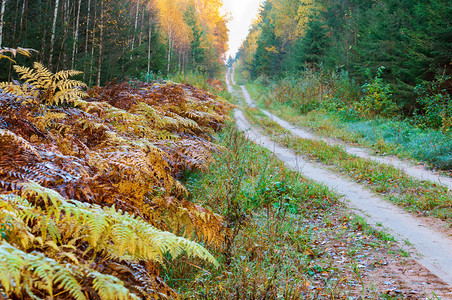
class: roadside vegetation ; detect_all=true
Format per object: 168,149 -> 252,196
0,49 -> 232,298
245,80 -> 452,172
169,126 -> 431,299
243,105 -> 452,223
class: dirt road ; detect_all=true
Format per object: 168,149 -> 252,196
227,68 -> 452,296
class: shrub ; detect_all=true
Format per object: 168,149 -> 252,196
414,75 -> 452,132
356,67 -> 397,118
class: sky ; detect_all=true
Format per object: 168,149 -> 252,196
221,0 -> 264,59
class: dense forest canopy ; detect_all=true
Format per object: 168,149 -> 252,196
237,0 -> 451,117
0,0 -> 229,84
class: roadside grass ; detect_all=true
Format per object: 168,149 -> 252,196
245,83 -> 452,172
165,126 -> 407,299
169,70 -> 233,103
243,106 -> 452,223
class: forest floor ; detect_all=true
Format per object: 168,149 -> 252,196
227,68 -> 452,299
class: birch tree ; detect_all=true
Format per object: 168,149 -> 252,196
97,0 -> 104,86
131,0 -> 140,52
85,0 -> 92,53
49,0 -> 60,67
71,0 -> 82,68
0,0 -> 8,48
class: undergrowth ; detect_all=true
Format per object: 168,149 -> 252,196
0,53 -> 234,298
167,127 -> 416,299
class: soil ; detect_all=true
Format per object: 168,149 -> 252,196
228,68 -> 452,298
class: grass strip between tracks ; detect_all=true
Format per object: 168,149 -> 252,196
243,106 -> 452,224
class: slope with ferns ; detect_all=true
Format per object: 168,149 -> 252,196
0,51 -> 234,299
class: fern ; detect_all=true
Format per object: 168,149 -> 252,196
0,128 -> 42,159
3,62 -> 88,106
0,241 -> 140,300
0,47 -> 36,62
17,181 -> 218,265
1,69 -> 235,298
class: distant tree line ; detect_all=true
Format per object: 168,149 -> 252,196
238,0 -> 451,117
0,0 -> 229,85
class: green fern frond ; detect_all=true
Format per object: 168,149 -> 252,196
0,241 -> 140,300
18,182 -> 218,265
0,241 -> 86,299
91,271 -> 140,300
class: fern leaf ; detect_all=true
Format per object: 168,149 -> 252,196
53,269 -> 86,300
91,272 -> 140,300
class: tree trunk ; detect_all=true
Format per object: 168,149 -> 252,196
88,0 -> 97,84
96,0 -> 104,86
167,29 -> 172,74
147,15 -> 152,73
49,0 -> 60,67
84,0 -> 91,53
71,0 -> 81,69
19,0 -> 26,30
18,0 -> 26,40
0,0 -> 8,48
131,0 -> 140,52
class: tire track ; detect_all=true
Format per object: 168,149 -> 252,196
228,70 -> 452,289
240,83 -> 452,190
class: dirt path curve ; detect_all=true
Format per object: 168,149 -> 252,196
226,69 -> 452,291
239,85 -> 452,190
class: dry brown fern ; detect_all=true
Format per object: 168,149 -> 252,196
1,65 -> 234,298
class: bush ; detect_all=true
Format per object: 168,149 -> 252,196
356,67 -> 397,118
263,70 -> 326,114
414,75 -> 452,132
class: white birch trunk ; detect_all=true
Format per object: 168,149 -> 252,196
71,0 -> 81,69
19,0 -> 26,33
131,0 -> 140,52
147,15 -> 152,73
96,0 -> 104,86
49,0 -> 60,66
84,0 -> 91,53
167,29 -> 171,74
88,0 -> 97,84
0,0 -> 8,49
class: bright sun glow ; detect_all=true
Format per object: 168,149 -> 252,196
221,0 -> 263,59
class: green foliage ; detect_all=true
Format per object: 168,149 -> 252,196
258,70 -> 326,114
237,0 -> 452,124
139,70 -> 164,83
414,75 -> 452,132
290,19 -> 330,70
356,67 -> 397,118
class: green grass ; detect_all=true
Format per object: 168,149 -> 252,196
163,125 -> 407,299
243,106 -> 452,223
246,82 -> 452,171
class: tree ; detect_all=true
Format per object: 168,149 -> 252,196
0,0 -> 7,48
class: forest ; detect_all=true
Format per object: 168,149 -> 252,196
0,0 -> 228,84
1,0 -> 452,299
237,0 -> 451,128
